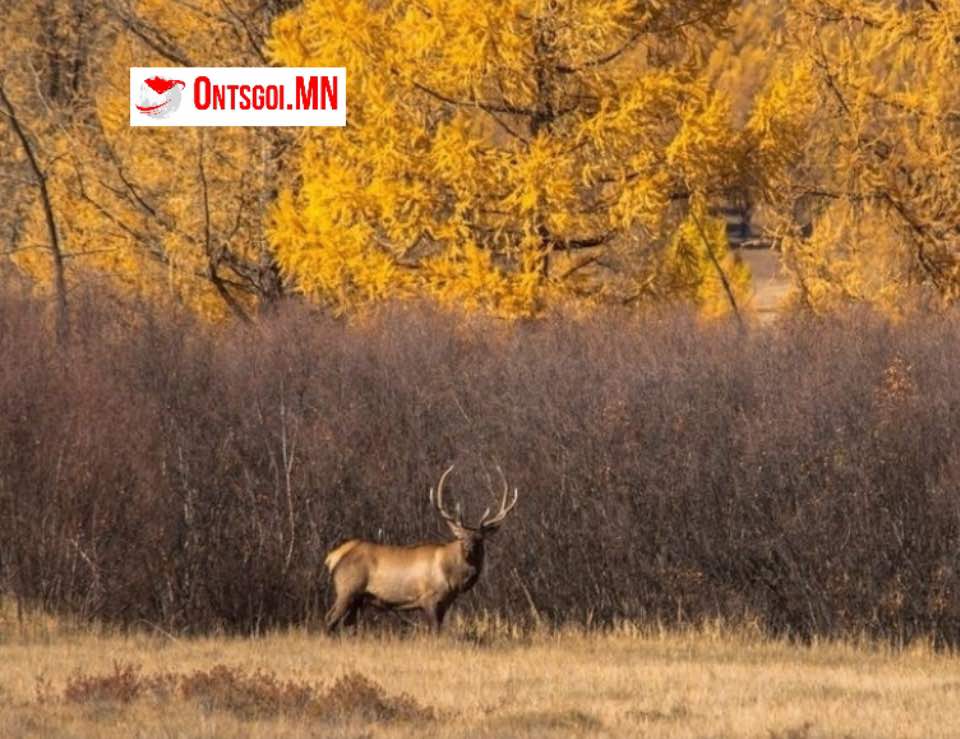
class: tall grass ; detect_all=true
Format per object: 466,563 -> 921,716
2,286 -> 959,643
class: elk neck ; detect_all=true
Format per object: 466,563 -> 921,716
443,535 -> 485,592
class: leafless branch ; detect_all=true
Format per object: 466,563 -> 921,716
0,79 -> 69,341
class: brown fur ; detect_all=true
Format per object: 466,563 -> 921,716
324,539 -> 362,573
323,534 -> 490,632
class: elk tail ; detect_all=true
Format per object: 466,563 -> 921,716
324,539 -> 361,574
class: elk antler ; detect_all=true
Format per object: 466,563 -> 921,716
429,464 -> 462,527
479,465 -> 518,529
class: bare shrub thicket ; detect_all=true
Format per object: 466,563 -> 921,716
2,286 -> 960,643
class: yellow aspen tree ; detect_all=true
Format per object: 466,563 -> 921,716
268,0 -> 753,317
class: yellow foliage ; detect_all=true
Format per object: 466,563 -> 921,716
661,201 -> 752,318
267,0 -> 750,317
26,0 -> 960,320
0,0 -> 285,322
769,0 -> 960,313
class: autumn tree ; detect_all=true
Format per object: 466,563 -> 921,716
79,0 -> 301,320
0,0 -> 107,336
0,0 -> 296,324
1,0 -> 861,323
268,0 -> 760,317
769,0 -> 960,314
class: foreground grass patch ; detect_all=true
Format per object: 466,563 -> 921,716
2,621 -> 960,737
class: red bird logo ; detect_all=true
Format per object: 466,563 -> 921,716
136,76 -> 186,115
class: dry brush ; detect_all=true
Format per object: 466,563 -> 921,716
1,287 -> 960,643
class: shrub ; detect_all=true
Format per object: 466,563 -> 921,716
64,662 -> 176,704
64,663 -> 143,705
318,671 -> 432,722
180,664 -> 316,719
62,662 -> 431,722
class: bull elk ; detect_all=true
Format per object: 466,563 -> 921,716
323,465 -> 518,632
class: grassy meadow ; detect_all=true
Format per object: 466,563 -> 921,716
2,603 -> 960,738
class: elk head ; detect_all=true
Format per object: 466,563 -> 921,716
429,464 -> 518,564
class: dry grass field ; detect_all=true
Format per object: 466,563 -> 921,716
2,604 -> 960,738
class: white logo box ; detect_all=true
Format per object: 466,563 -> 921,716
130,67 -> 346,127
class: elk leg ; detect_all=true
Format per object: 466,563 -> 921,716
435,601 -> 450,629
342,600 -> 360,629
325,595 -> 357,632
424,601 -> 447,633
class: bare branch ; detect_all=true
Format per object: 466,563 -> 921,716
198,135 -> 251,322
0,79 -> 69,341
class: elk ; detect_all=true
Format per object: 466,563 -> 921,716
323,465 -> 518,632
